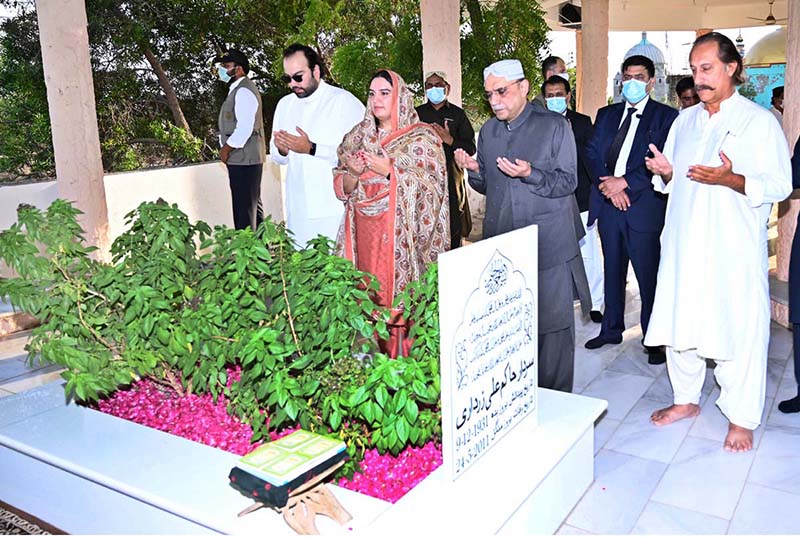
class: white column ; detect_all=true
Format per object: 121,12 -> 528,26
36,0 -> 110,257
577,0 -> 609,120
777,0 -> 799,282
575,29 -> 583,107
420,0 -> 462,106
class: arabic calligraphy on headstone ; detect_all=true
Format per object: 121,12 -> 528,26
450,250 -> 536,477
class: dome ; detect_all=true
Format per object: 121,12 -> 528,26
744,27 -> 786,66
624,32 -> 666,65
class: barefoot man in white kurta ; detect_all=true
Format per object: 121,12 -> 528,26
644,33 -> 792,452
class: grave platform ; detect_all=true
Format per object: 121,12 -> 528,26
0,381 -> 604,534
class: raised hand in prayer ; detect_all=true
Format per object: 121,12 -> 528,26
345,153 -> 367,176
599,176 -> 629,198
496,157 -> 531,179
645,143 -> 673,182
609,190 -> 631,211
362,151 -> 392,177
454,148 -> 479,172
274,127 -> 313,155
687,151 -> 746,194
430,122 -> 454,146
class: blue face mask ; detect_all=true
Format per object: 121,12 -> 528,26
546,96 -> 568,114
218,66 -> 232,83
622,79 -> 648,104
426,86 -> 446,105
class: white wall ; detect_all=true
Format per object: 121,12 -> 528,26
0,161 -> 285,236
0,161 -> 285,277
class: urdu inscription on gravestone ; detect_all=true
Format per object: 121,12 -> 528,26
438,226 -> 538,480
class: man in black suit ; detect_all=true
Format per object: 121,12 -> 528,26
779,136 -> 800,413
542,75 -> 604,323
584,55 -> 678,364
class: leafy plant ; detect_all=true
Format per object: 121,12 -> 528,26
0,199 -> 443,470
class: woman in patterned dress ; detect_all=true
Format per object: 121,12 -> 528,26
333,69 -> 450,356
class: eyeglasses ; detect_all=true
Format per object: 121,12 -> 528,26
281,73 -> 304,84
483,80 -> 523,100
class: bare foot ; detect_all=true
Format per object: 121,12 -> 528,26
651,403 -> 700,426
724,423 -> 754,453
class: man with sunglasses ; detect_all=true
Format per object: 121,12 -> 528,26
270,44 -> 365,248
216,48 -> 266,231
455,59 -> 590,393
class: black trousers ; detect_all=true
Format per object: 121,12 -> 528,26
793,324 -> 800,388
444,169 -> 462,249
598,214 -> 660,340
227,163 -> 264,231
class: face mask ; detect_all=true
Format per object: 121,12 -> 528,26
622,79 -> 648,104
556,72 -> 570,83
426,86 -> 446,105
546,96 -> 568,114
218,66 -> 233,83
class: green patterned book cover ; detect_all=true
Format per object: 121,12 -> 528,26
236,430 -> 346,486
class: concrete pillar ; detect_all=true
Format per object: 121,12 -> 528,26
36,0 -> 110,257
420,0 -> 462,106
575,29 -> 583,109
776,0 -> 799,282
577,0 -> 609,120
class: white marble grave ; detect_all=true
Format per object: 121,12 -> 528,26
0,225 -> 607,534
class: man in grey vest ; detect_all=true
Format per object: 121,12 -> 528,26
217,48 -> 265,231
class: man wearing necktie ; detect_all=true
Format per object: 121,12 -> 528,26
584,55 -> 678,364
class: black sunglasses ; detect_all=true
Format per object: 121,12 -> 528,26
281,73 -> 304,84
483,80 -> 523,100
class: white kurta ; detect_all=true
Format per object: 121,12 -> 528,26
270,80 -> 365,247
645,92 -> 792,361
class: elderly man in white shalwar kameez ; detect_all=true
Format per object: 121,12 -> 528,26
644,32 -> 792,452
271,44 -> 365,248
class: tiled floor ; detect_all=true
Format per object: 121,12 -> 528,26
562,279 -> 800,535
1,280 -> 799,535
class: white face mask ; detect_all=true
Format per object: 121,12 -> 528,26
426,86 -> 446,105
218,66 -> 233,83
546,96 -> 568,114
556,72 -> 570,83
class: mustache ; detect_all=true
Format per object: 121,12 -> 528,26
695,84 -> 714,91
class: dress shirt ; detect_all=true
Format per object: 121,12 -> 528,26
613,96 -> 650,178
224,77 -> 258,149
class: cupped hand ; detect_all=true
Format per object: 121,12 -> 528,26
455,148 -> 480,172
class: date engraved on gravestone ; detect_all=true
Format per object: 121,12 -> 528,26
450,250 -> 536,477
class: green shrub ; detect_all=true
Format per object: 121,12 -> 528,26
0,199 -> 442,466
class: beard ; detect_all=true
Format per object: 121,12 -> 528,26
294,78 -> 320,99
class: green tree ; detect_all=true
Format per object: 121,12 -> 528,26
0,0 -> 550,179
461,0 -> 551,120
0,10 -> 53,177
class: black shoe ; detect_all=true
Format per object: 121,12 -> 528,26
778,394 -> 800,414
585,334 -> 623,350
590,310 -> 603,323
644,344 -> 666,365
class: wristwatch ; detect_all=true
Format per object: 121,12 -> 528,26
309,142 -> 317,156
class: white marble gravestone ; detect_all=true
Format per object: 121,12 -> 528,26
439,225 -> 538,480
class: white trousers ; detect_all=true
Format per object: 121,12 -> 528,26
666,347 -> 766,430
579,211 -> 604,311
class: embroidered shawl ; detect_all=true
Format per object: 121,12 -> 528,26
333,70 -> 450,307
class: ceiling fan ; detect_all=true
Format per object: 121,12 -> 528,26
746,1 -> 788,26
